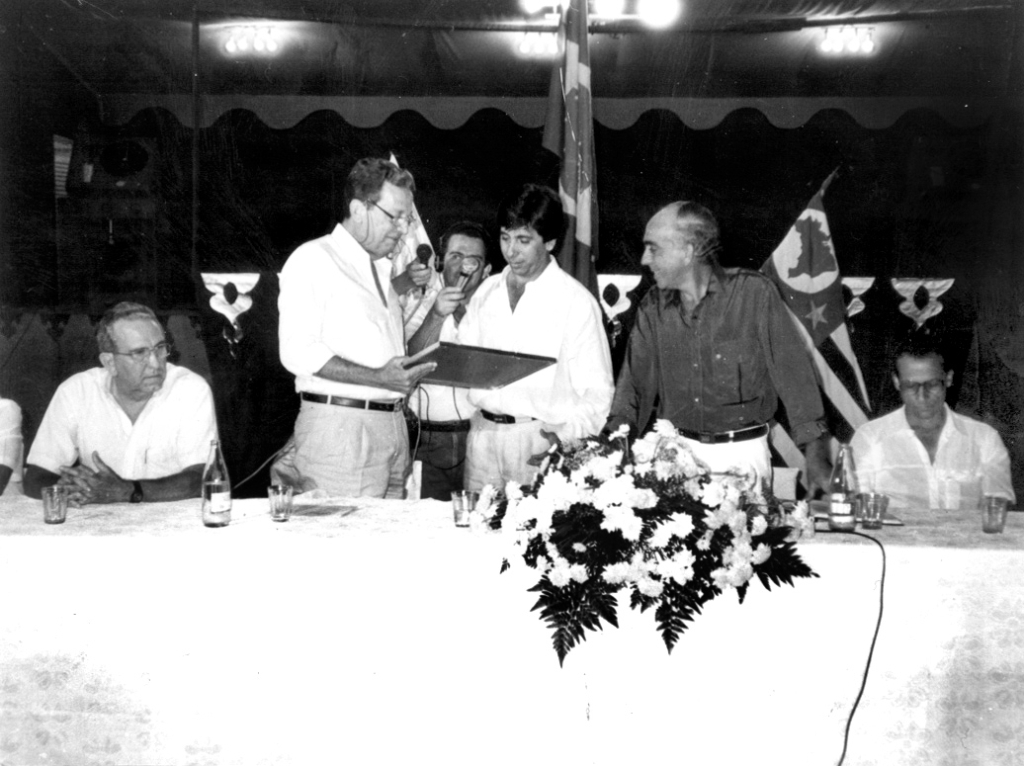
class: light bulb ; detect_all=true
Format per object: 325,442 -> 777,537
637,0 -> 681,28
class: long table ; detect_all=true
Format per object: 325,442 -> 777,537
1,493 -> 1021,766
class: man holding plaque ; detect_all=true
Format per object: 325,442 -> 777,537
274,157 -> 435,498
412,184 -> 613,492
605,201 -> 831,494
407,221 -> 494,500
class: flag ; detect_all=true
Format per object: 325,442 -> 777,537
761,171 -> 871,469
542,0 -> 598,296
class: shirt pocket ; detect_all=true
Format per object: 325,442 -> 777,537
711,338 -> 765,406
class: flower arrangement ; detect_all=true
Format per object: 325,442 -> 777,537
479,421 -> 818,665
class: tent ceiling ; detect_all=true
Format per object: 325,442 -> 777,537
7,0 -> 1020,129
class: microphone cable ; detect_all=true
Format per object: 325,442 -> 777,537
835,530 -> 887,766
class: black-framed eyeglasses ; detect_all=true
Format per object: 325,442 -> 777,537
369,200 -> 416,229
110,341 -> 172,364
899,379 -> 946,396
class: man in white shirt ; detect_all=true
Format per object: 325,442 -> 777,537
407,221 -> 493,499
851,335 -> 1015,510
413,184 -> 613,492
23,302 -> 217,505
274,157 -> 435,498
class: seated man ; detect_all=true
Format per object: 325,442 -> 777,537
413,184 -> 613,492
851,334 -> 1014,510
24,301 -> 218,505
0,396 -> 22,496
408,221 -> 494,499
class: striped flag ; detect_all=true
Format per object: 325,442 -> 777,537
542,0 -> 598,296
761,172 -> 871,470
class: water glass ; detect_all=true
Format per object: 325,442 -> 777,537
859,492 -> 888,530
268,484 -> 294,522
981,495 -> 1010,534
42,485 -> 69,524
451,490 -> 478,527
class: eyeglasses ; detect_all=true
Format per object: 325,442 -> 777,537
899,379 -> 946,396
369,200 -> 417,229
110,341 -> 172,364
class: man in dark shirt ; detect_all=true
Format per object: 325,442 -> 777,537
606,201 -> 831,494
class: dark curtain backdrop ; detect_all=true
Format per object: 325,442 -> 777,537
3,102 -> 1021,495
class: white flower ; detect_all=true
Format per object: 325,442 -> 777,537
601,561 -> 634,585
637,577 -> 664,598
609,424 -> 631,441
477,484 -> 498,519
653,419 -> 678,436
656,549 -> 696,586
697,530 -> 713,550
749,514 -> 768,536
752,543 -> 772,565
505,481 -> 524,502
599,502 -> 643,541
649,514 -> 696,548
569,564 -> 589,583
536,471 -> 578,511
572,542 -> 587,553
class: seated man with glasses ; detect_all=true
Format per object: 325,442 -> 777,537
23,301 -> 217,505
850,334 -> 1014,510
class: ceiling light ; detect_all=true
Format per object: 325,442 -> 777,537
819,25 -> 877,56
637,0 -> 681,28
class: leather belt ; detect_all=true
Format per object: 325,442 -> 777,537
300,392 -> 403,412
419,419 -> 472,433
481,410 -> 535,425
678,424 -> 769,444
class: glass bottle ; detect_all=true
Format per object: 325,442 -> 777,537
827,443 -> 858,532
201,439 -> 232,528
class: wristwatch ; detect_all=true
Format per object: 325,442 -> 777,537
129,480 -> 144,504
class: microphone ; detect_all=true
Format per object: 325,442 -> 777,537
456,259 -> 481,291
414,244 -> 433,295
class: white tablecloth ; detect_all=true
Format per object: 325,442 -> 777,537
1,494 -> 1021,766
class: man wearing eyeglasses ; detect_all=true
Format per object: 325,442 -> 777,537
23,302 -> 217,505
274,157 -> 436,498
850,334 -> 1014,510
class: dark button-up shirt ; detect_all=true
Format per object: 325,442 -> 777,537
608,267 -> 827,446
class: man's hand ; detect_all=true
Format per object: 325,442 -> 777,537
527,430 -> 560,468
378,356 -> 437,394
57,453 -> 132,505
802,436 -> 832,498
407,261 -> 432,288
429,286 -> 466,319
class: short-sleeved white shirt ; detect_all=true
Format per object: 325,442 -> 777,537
0,398 -> 23,495
26,364 -> 218,480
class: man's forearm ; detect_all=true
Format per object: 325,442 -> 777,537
314,356 -> 384,388
408,311 -> 445,355
135,465 -> 204,503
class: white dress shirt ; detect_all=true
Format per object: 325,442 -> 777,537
411,314 -> 475,423
851,405 -> 1015,510
26,364 -> 217,480
0,398 -> 23,495
278,223 -> 406,401
456,259 -> 613,442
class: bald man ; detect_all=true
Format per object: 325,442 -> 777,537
605,201 -> 831,495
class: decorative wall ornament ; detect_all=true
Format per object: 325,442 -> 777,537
597,274 -> 642,345
41,313 -> 70,344
841,277 -> 875,319
891,278 -> 955,327
201,273 -> 260,356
